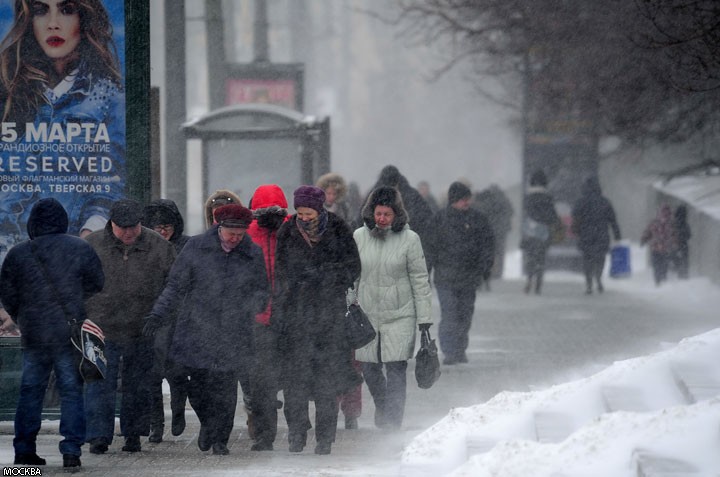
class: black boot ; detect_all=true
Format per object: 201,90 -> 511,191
14,453 -> 46,465
63,454 -> 81,470
122,436 -> 142,452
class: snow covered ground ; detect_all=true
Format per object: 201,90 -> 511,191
401,244 -> 720,476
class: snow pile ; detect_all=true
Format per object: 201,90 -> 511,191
401,328 -> 720,476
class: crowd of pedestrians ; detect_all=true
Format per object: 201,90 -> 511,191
0,164 -> 694,469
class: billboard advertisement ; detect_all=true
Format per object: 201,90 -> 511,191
0,0 -> 126,272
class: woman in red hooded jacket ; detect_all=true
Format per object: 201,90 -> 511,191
246,184 -> 289,451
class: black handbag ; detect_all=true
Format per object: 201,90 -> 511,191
345,289 -> 376,349
415,328 -> 441,389
31,243 -> 107,383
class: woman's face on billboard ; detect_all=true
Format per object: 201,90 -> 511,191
32,0 -> 81,71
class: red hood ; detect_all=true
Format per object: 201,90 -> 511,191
251,184 -> 288,210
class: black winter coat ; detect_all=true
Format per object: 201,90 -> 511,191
150,226 -> 269,372
430,207 -> 495,288
0,198 -> 104,348
273,213 -> 362,397
571,191 -> 621,257
521,187 -> 561,250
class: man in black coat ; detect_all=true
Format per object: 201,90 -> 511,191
0,198 -> 105,469
571,176 -> 621,294
429,182 -> 495,365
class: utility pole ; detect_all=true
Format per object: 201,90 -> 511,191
164,0 -> 187,216
206,0 -> 226,110
254,0 -> 269,63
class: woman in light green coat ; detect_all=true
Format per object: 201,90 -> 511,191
353,186 -> 432,429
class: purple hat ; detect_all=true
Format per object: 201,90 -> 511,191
214,204 -> 253,228
293,185 -> 326,213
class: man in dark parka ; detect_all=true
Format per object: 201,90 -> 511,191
430,182 -> 495,365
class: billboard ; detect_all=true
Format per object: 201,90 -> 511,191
0,0 -> 126,267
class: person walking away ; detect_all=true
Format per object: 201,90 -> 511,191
417,180 -> 440,214
430,182 -> 494,365
84,199 -> 176,454
142,199 -> 191,441
245,184 -> 289,451
571,177 -> 621,295
0,198 -> 104,469
143,204 -> 269,456
316,172 -> 363,430
474,184 -> 513,284
641,204 -> 676,286
273,186 -> 362,455
354,186 -> 433,430
672,205 -> 691,279
520,170 -> 562,295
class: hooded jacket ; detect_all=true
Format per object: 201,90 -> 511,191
571,177 -> 621,256
247,184 -> 289,325
0,198 -> 104,348
204,189 -> 243,229
143,199 -> 190,253
353,187 -> 432,363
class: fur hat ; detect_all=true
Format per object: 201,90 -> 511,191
315,172 -> 348,200
110,199 -> 143,227
214,204 -> 253,228
361,186 -> 408,232
293,185 -> 326,212
448,181 -> 472,204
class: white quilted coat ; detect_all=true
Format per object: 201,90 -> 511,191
353,224 -> 432,363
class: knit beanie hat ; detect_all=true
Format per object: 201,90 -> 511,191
448,181 -> 472,205
293,185 -> 326,213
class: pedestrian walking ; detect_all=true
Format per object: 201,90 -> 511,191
641,204 -> 676,286
430,182 -> 494,365
354,186 -> 432,430
0,198 -> 104,469
203,189 -> 243,229
142,199 -> 191,441
316,172 -> 352,223
316,173 -> 363,430
83,199 -> 176,454
143,204 -> 269,456
273,186 -> 362,455
521,170 -> 562,295
361,166 -> 434,270
672,205 -> 691,279
246,184 -> 289,451
474,184 -> 513,283
571,177 -> 622,295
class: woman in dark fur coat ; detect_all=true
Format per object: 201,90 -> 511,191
273,185 -> 362,455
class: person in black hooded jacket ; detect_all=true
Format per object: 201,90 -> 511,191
0,198 -> 104,469
142,199 -> 191,441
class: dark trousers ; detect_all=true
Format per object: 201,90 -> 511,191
436,285 -> 477,361
361,361 -> 408,429
186,367 -> 238,446
523,241 -> 548,293
149,366 -> 189,432
15,343 -> 85,457
582,252 -> 607,291
250,323 -> 280,445
651,251 -> 671,285
283,386 -> 338,445
85,339 -> 153,443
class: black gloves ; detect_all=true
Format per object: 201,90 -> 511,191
142,315 -> 163,337
419,323 -> 431,332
